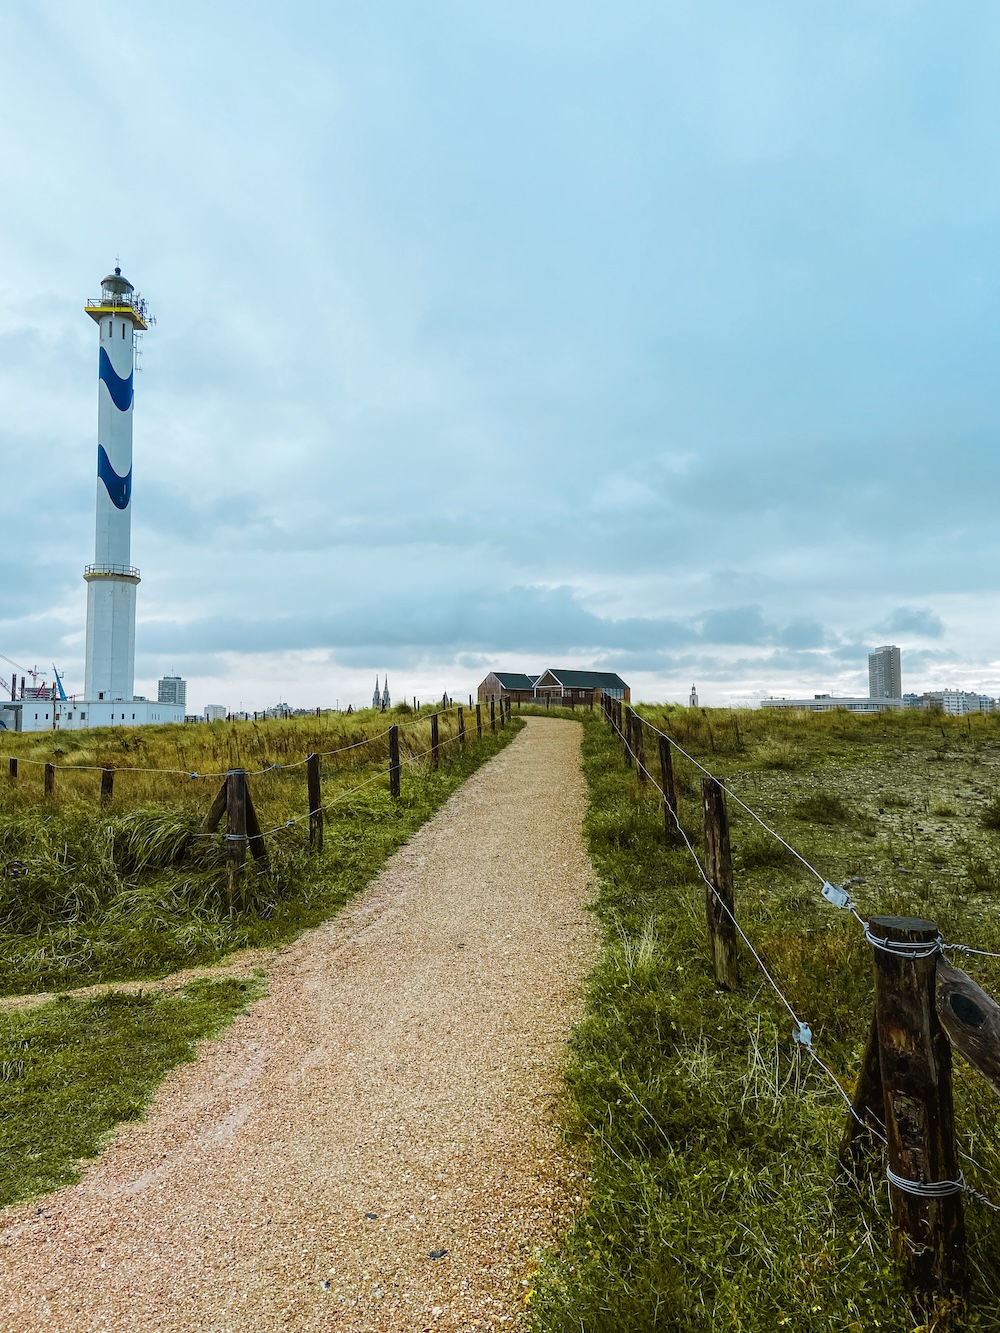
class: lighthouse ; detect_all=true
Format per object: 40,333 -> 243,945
47,267 -> 184,731
82,266 -> 145,703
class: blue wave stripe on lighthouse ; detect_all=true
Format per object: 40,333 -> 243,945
98,445 -> 132,510
99,346 -> 134,411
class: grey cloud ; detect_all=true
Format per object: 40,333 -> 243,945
883,606 -> 946,639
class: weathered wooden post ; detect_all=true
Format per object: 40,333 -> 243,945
100,768 -> 114,805
623,706 -> 634,767
476,703 -> 483,740
839,1015 -> 885,1175
631,713 -> 646,785
8,758 -> 16,783
867,916 -> 965,1299
458,706 -> 466,747
44,763 -> 55,797
225,768 -> 248,908
702,776 -> 738,989
307,752 -> 323,852
506,697 -> 512,720
936,958 -> 1000,1094
431,712 -> 440,768
490,699 -> 496,733
658,734 -> 679,843
388,724 -> 401,797
499,698 -> 506,729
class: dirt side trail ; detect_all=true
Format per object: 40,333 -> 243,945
0,717 -> 598,1332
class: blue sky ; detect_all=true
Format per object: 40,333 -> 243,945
3,2 -> 1000,710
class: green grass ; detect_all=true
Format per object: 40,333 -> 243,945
0,711 -> 521,994
0,975 -> 263,1206
529,707 -> 1000,1332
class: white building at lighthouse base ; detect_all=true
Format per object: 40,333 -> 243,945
0,697 -> 185,733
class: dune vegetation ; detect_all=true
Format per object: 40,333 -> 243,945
524,703 -> 1000,1332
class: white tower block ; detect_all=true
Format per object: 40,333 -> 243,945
83,267 -> 149,702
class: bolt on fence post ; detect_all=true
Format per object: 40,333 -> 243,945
8,758 -> 17,783
476,703 -> 483,740
702,776 -> 739,989
431,712 -> 440,768
631,714 -> 646,785
490,699 -> 496,733
100,768 -> 114,806
44,763 -> 55,797
658,734 -> 679,843
225,768 -> 248,909
388,724 -> 401,797
307,752 -> 323,852
458,706 -> 466,747
868,915 -> 965,1300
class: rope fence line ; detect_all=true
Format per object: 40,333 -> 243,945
0,704 -> 471,787
599,694 -> 1000,1258
625,707 -> 997,964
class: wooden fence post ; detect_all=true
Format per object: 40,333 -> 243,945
476,703 -> 483,740
307,753 -> 323,852
631,714 -> 646,785
506,697 -> 511,720
100,768 -> 114,806
839,1014 -> 885,1175
8,758 -> 16,783
868,916 -> 965,1299
44,763 -> 55,797
702,776 -> 738,989
431,712 -> 440,768
226,768 -> 248,908
458,706 -> 466,747
623,706 -> 634,767
490,699 -> 496,733
658,734 -> 679,843
499,699 -> 506,729
388,724 -> 401,797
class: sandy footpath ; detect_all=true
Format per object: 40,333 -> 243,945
0,717 -> 597,1332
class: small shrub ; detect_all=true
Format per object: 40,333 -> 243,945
965,854 -> 1000,894
931,801 -> 957,818
754,740 -> 798,771
980,796 -> 1000,831
792,792 -> 849,824
393,702 -> 413,715
736,829 -> 796,870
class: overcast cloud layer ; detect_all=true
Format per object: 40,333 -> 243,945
3,2 -> 1000,710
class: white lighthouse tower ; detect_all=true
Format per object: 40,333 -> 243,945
51,267 -> 184,731
83,266 -> 144,704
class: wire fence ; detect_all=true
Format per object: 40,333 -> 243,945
601,696 -> 1000,1228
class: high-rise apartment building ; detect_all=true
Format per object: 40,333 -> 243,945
157,675 -> 187,708
868,645 -> 901,699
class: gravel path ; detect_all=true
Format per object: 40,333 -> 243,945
0,717 -> 597,1332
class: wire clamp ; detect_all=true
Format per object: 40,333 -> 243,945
792,1021 -> 813,1048
863,927 -> 943,959
822,881 -> 853,911
224,833 -> 247,843
886,1166 -> 964,1198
